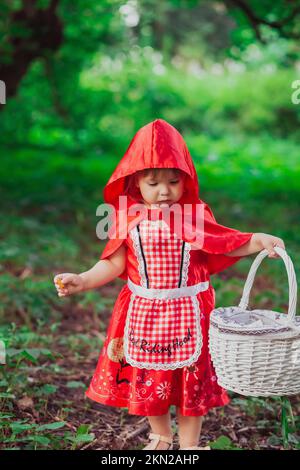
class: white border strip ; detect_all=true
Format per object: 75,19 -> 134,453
127,277 -> 209,299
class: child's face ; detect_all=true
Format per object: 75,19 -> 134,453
135,169 -> 185,208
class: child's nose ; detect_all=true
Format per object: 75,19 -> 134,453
159,185 -> 170,196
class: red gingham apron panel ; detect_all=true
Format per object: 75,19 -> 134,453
124,219 -> 203,370
124,295 -> 202,369
137,219 -> 184,288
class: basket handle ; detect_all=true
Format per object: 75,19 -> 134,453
238,246 -> 297,325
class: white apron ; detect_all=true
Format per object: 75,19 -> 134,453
124,218 -> 209,370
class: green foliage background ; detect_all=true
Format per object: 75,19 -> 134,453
0,0 -> 300,450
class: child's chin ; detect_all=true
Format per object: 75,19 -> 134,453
154,201 -> 174,207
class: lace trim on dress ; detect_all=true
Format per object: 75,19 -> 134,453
129,220 -> 192,288
125,220 -> 202,370
129,226 -> 147,287
181,242 -> 191,287
127,277 -> 209,299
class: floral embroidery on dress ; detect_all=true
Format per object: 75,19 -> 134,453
85,216 -> 230,415
185,363 -> 200,382
156,381 -> 172,400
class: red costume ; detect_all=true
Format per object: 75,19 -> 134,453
85,119 -> 253,416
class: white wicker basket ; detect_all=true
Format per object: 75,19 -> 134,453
208,246 -> 300,397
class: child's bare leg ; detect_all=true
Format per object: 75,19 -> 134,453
176,407 -> 204,448
147,410 -> 173,450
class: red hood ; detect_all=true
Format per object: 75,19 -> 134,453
99,119 -> 253,280
103,118 -> 199,206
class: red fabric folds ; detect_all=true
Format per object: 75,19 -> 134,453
98,118 -> 253,278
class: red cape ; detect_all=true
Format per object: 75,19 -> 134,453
99,119 -> 253,280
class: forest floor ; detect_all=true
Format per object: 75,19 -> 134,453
1,270 -> 299,451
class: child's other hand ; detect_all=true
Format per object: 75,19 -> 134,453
53,273 -> 84,297
258,233 -> 286,258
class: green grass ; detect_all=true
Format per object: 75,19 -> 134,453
1,124 -> 300,449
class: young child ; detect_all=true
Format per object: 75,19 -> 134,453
54,119 -> 285,450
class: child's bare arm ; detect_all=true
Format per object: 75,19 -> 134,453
80,244 -> 126,291
54,244 -> 126,297
225,233 -> 285,258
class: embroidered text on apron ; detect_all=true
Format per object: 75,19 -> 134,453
124,218 -> 209,370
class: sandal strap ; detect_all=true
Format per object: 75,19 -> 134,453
148,433 -> 173,445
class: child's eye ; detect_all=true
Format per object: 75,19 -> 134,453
148,182 -> 157,186
170,180 -> 179,184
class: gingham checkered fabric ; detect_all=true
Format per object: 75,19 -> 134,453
124,219 -> 204,370
138,219 -> 184,289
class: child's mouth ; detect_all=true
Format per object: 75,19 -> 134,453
157,200 -> 172,205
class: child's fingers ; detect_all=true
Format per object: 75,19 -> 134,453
55,277 -> 67,288
56,278 -> 65,289
59,274 -> 74,285
54,274 -> 74,288
56,288 -> 66,296
275,241 -> 285,250
54,277 -> 69,296
265,241 -> 276,257
54,275 -> 66,288
57,286 -> 70,297
54,273 -> 79,297
272,240 -> 286,257
267,240 -> 285,258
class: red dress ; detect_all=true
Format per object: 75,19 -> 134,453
85,118 -> 254,416
86,209 -> 233,416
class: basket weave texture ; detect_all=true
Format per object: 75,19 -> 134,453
208,246 -> 300,397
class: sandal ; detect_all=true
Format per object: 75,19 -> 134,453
180,445 -> 211,450
142,432 -> 173,450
